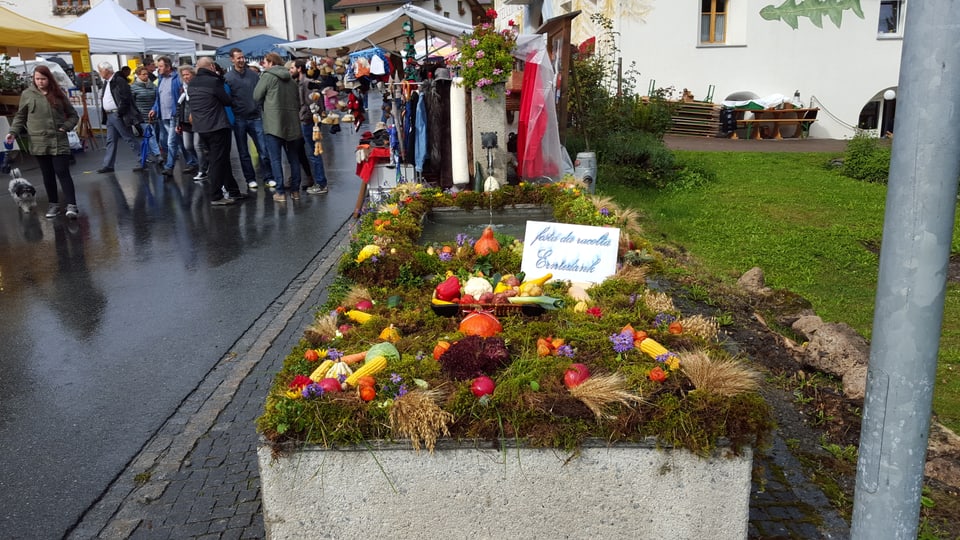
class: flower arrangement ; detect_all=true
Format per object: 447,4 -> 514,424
258,181 -> 773,456
451,9 -> 518,100
0,55 -> 28,95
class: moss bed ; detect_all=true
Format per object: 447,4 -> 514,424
257,182 -> 774,456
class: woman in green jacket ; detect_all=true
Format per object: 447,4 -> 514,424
5,65 -> 80,218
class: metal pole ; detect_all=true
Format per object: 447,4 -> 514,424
851,3 -> 960,539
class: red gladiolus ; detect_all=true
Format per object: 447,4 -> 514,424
289,375 -> 313,390
586,306 -> 603,319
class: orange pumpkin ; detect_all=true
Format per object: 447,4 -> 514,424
458,310 -> 502,337
359,385 -> 377,401
474,226 -> 500,256
668,321 -> 683,335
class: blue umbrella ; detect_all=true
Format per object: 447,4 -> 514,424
216,34 -> 291,61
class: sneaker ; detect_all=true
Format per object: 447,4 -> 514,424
290,191 -> 301,200
247,180 -> 259,189
96,167 -> 114,174
307,185 -> 328,195
265,180 -> 278,188
162,168 -> 174,177
272,193 -> 287,203
65,204 -> 79,219
45,204 -> 60,218
210,198 -> 236,206
193,171 -> 208,181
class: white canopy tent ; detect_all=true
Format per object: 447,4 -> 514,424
65,0 -> 196,57
280,4 -> 472,54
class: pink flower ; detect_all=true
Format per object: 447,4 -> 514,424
465,60 -> 475,68
475,50 -> 485,59
469,39 -> 479,47
492,68 -> 503,75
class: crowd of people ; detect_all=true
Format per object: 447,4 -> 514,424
5,48 -> 340,217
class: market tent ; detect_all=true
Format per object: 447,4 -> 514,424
65,0 -> 195,57
0,6 -> 91,71
280,4 -> 472,54
216,34 -> 290,60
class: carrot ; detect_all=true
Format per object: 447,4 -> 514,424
341,350 -> 368,364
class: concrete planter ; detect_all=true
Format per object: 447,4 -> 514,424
258,439 -> 751,539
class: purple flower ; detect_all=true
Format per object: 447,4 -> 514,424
599,207 -> 610,216
609,330 -> 634,354
337,374 -> 347,384
327,348 -> 343,360
629,292 -> 638,306
656,352 -> 679,364
396,384 -> 409,398
302,383 -> 324,399
556,344 -> 575,358
370,256 -> 379,263
416,351 -> 426,361
390,372 -> 402,384
456,233 -> 469,246
439,252 -> 453,262
654,313 -> 676,328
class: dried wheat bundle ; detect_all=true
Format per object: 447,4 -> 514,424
304,311 -> 339,345
643,290 -> 676,313
343,285 -> 373,308
678,314 -> 720,342
391,183 -> 426,198
389,389 -> 453,453
680,349 -> 760,397
614,263 -> 648,284
569,373 -> 646,420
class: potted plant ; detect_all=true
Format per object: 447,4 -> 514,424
0,55 -> 28,114
450,9 -> 519,100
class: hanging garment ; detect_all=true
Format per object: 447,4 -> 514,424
414,91 -> 428,173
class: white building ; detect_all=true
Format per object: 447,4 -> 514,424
334,0 -> 478,30
517,0 -> 905,139
7,0 -> 327,51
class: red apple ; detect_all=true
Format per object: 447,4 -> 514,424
471,376 -> 496,397
318,378 -> 342,393
564,363 -> 591,389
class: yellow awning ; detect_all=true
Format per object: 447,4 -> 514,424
0,7 -> 91,72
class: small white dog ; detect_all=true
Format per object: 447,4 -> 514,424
8,169 -> 37,213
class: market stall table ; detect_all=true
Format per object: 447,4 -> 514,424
733,107 -> 819,139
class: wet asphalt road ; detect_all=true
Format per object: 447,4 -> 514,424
0,124 -> 362,539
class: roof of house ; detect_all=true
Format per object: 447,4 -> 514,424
332,0 -> 410,11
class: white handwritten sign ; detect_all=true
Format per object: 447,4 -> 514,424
520,221 -> 620,284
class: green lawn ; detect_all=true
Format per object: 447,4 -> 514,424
601,151 -> 960,433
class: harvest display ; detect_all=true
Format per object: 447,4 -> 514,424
258,182 -> 773,454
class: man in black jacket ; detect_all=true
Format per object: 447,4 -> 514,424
97,61 -> 142,173
189,57 -> 246,205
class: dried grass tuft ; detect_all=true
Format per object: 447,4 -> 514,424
568,373 -> 646,420
680,349 -> 760,397
615,263 -> 648,284
343,286 -> 373,308
389,389 -> 454,453
304,312 -> 339,345
678,314 -> 719,341
643,290 -> 676,313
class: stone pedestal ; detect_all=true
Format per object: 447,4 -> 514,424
470,85 -> 510,188
258,439 -> 752,539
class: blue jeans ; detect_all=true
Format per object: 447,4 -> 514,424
263,133 -> 300,194
300,124 -> 327,188
232,117 -> 273,183
163,118 -> 197,170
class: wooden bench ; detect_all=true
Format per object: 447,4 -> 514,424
732,107 -> 819,139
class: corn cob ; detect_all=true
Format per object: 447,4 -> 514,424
345,356 -> 388,386
639,338 -> 668,359
309,360 -> 335,382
